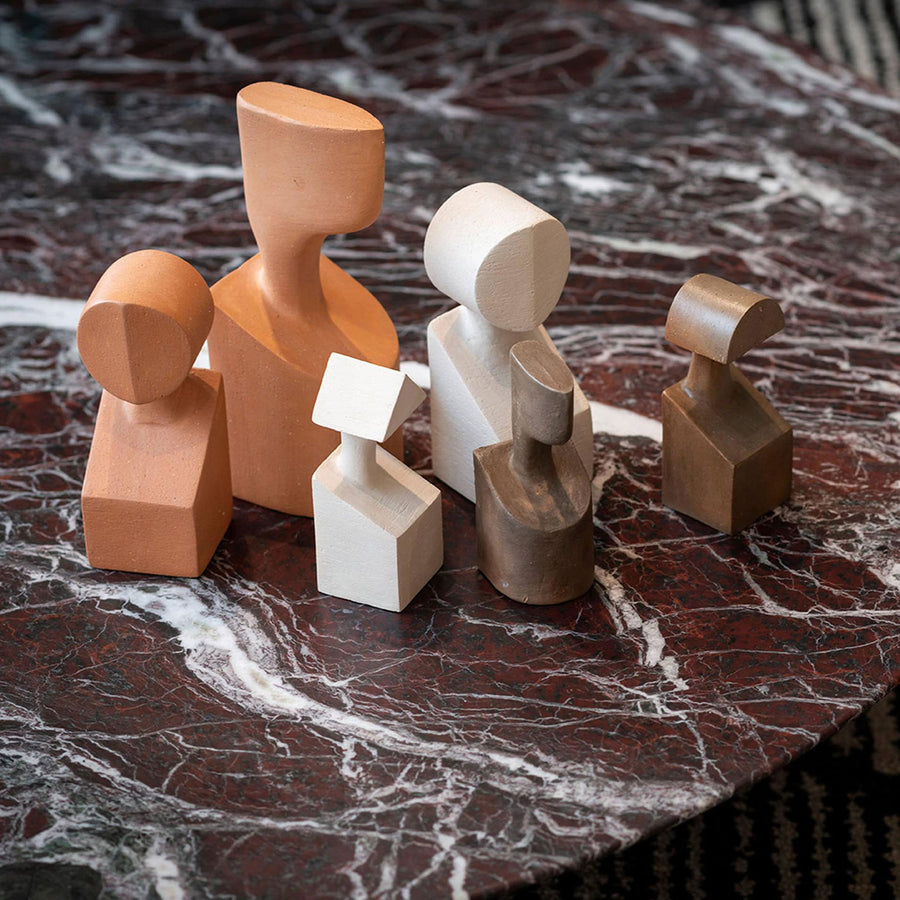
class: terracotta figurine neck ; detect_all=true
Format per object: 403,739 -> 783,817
258,232 -> 329,325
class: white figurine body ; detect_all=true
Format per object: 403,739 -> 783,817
311,353 -> 443,612
425,182 -> 593,502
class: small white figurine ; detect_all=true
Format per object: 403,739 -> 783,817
311,353 -> 443,612
425,182 -> 593,502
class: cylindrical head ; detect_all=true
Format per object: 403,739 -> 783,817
510,340 -> 574,446
423,183 -> 570,332
237,82 -> 385,239
665,274 -> 785,363
77,249 -> 213,404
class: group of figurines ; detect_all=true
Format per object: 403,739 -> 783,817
77,82 -> 793,612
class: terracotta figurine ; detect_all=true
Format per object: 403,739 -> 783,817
209,82 -> 400,516
79,250 -> 232,576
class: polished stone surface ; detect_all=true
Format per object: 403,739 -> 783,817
1,1 -> 899,896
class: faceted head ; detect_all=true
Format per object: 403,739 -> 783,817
312,353 -> 425,443
423,183 -> 570,333
237,82 -> 385,240
77,250 -> 213,404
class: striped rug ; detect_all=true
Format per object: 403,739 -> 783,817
727,0 -> 900,94
505,691 -> 900,897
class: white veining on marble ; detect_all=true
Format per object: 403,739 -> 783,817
578,233 -> 710,260
594,566 -> 688,690
718,64 -> 811,117
838,119 -> 900,161
180,10 -> 260,70
590,401 -> 662,442
717,24 -> 900,112
327,65 -> 481,122
144,845 -> 187,900
556,161 -> 632,197
0,292 -> 83,329
625,2 -> 696,27
0,75 -> 63,127
399,360 -> 431,390
44,148 -> 75,184
91,136 -> 243,183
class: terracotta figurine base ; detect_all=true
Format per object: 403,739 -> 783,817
82,370 -> 232,576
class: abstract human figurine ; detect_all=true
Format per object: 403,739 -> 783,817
209,82 -> 400,517
78,250 -> 232,577
474,341 -> 594,605
425,182 -> 593,503
662,273 -> 792,534
311,353 -> 443,612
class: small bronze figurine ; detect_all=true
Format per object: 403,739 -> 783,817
474,340 -> 594,605
662,274 -> 792,534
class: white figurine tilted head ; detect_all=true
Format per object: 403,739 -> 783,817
312,353 -> 425,445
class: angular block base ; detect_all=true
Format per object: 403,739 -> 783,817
312,447 -> 443,611
474,441 -> 594,605
81,371 -> 232,577
662,368 -> 792,534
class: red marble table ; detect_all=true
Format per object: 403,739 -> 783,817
0,1 -> 898,897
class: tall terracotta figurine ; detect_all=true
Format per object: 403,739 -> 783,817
79,250 -> 232,577
209,82 -> 400,516
474,340 -> 594,605
662,273 -> 792,533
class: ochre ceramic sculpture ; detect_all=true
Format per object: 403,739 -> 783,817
209,82 -> 400,516
425,182 -> 593,503
474,340 -> 594,605
662,273 -> 792,533
311,353 -> 443,612
79,250 -> 232,576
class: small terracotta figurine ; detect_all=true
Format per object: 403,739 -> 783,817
474,340 -> 594,605
662,273 -> 792,533
425,182 -> 593,503
209,82 -> 400,517
311,353 -> 443,612
79,250 -> 232,576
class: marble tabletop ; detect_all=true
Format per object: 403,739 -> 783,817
1,1 -> 899,897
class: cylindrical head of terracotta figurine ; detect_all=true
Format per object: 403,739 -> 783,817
237,82 -> 385,241
665,274 -> 785,364
78,249 -> 213,405
423,183 -> 571,333
511,340 -> 574,447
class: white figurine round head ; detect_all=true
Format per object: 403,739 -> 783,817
423,182 -> 570,333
